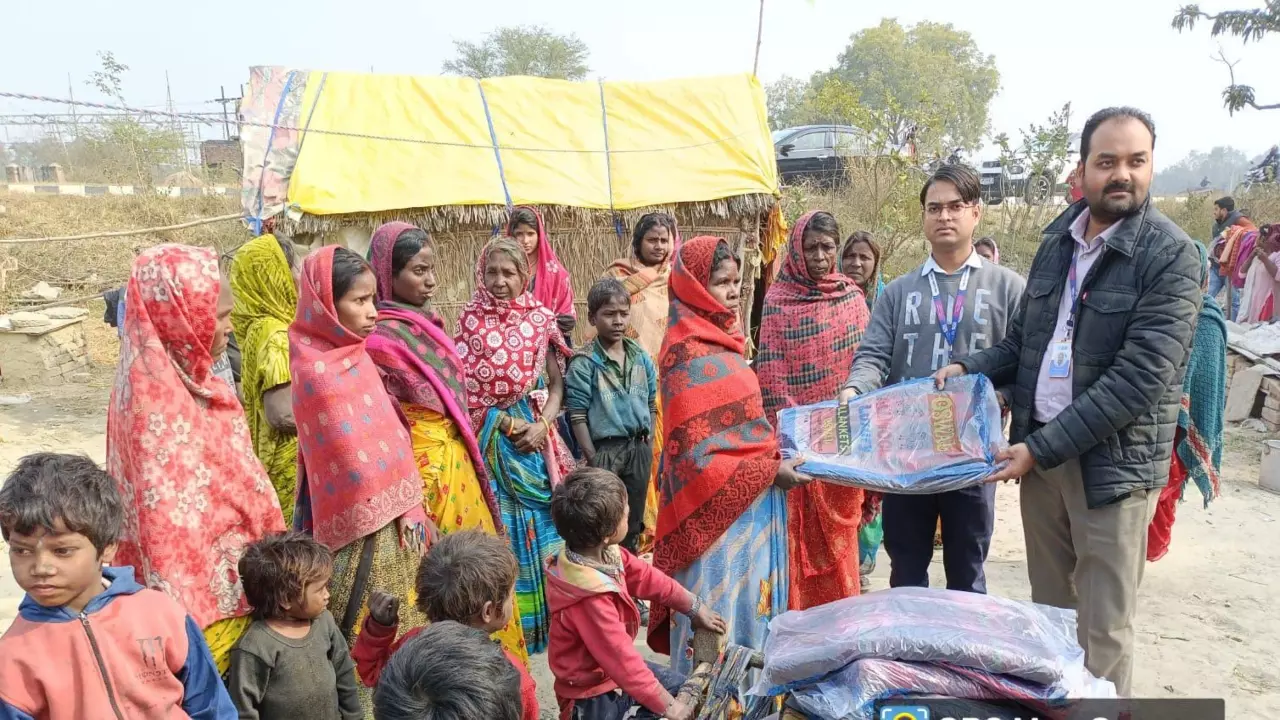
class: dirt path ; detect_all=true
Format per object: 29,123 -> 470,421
2,385 -> 1278,715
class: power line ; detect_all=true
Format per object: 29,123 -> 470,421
0,89 -> 751,156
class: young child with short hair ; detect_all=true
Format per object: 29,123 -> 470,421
565,278 -> 658,552
351,530 -> 539,720
373,620 -> 523,720
227,531 -> 361,720
545,467 -> 727,720
0,453 -> 235,720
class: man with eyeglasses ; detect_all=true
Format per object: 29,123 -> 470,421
933,107 -> 1203,695
839,163 -> 1025,594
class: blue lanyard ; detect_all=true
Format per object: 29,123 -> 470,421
928,266 -> 971,349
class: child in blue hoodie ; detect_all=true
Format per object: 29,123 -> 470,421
565,279 -> 659,553
0,453 -> 235,720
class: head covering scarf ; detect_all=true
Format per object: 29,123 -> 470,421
289,246 -> 424,551
1149,243 -> 1225,561
365,221 -> 502,531
456,238 -> 572,429
510,206 -> 575,319
758,211 -> 869,420
976,237 -> 1000,265
229,234 -> 299,519
842,234 -> 885,310
107,244 -> 284,629
600,214 -> 681,359
755,213 -> 870,608
651,236 -> 781,622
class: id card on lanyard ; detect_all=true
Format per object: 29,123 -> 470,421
1047,250 -> 1083,379
929,266 -> 970,362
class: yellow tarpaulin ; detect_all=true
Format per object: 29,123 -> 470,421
286,72 -> 778,216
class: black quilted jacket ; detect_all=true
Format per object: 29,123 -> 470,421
959,199 -> 1203,508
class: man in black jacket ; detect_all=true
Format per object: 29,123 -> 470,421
934,107 -> 1203,695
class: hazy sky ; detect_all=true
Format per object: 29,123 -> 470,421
3,0 -> 1278,165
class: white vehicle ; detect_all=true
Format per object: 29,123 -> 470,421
978,132 -> 1080,205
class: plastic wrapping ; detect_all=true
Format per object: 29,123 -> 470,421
751,587 -> 1100,696
776,375 -> 1006,494
788,658 -> 1072,720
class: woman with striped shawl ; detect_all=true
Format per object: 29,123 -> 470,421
363,222 -> 528,664
456,237 -> 576,654
1147,243 -> 1225,561
648,235 -> 810,675
757,211 -> 870,610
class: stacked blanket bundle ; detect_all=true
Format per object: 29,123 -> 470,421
749,588 -> 1115,720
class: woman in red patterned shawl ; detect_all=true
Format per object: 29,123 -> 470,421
289,245 -> 431,660
756,211 -> 871,610
456,236 -> 575,654
107,244 -> 285,674
648,235 -> 810,676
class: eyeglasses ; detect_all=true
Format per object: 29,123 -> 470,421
925,201 -> 975,217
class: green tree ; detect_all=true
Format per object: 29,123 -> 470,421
765,75 -> 815,130
1172,3 -> 1279,113
442,26 -> 591,80
821,19 -> 1000,156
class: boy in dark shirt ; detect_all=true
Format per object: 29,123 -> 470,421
227,532 -> 361,720
565,279 -> 658,552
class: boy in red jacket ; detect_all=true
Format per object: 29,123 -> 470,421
546,467 -> 726,720
350,530 -> 538,720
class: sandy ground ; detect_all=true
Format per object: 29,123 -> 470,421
2,382 -> 1279,717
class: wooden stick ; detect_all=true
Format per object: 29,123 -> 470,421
0,213 -> 242,245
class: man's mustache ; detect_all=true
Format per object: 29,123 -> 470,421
1104,182 -> 1134,194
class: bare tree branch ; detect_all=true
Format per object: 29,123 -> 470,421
1212,49 -> 1280,113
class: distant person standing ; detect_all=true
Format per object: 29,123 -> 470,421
934,107 -> 1203,695
1209,196 -> 1242,319
840,164 -> 1025,594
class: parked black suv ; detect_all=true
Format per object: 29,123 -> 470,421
774,125 -> 876,187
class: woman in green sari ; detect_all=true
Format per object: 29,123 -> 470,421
229,233 -> 300,524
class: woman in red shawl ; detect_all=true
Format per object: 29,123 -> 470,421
456,236 -> 575,654
289,246 -> 431,665
361,221 -> 527,663
107,244 -> 285,674
756,211 -> 871,610
649,235 -> 810,676
509,206 -> 576,338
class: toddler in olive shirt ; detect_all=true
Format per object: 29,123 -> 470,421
227,532 -> 361,720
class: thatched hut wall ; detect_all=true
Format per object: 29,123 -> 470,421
281,197 -> 771,346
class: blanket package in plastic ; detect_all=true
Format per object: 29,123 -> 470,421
750,587 -> 1116,701
776,374 -> 1006,494
787,658 -> 1074,720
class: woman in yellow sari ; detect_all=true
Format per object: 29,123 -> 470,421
598,213 -> 676,553
229,233 -> 300,524
364,222 -> 528,664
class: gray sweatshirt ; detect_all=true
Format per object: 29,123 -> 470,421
845,254 -> 1026,394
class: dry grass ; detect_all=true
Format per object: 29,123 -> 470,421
0,193 -> 248,311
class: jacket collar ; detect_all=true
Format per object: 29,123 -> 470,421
18,566 -> 145,623
1046,198 -> 1154,258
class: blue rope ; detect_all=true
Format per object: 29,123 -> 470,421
294,72 -> 328,160
477,80 -> 512,210
251,70 -> 297,235
598,80 -> 622,239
